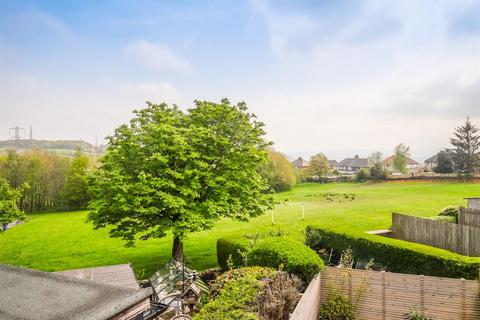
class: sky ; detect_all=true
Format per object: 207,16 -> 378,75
0,0 -> 479,161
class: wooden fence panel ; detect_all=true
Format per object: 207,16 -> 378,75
289,274 -> 322,320
459,207 -> 480,228
292,267 -> 480,320
391,212 -> 480,256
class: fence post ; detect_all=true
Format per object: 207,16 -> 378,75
420,275 -> 424,314
382,271 -> 386,320
461,278 -> 466,320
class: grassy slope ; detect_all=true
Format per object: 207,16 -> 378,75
1,181 -> 479,277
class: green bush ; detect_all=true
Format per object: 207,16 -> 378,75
438,206 -> 459,223
403,309 -> 432,320
209,266 -> 276,298
355,169 -> 369,181
217,238 -> 251,270
247,238 -> 324,283
193,267 -> 276,320
318,294 -> 355,320
305,226 -> 480,279
427,215 -> 456,223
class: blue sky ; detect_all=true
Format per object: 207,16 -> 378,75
0,0 -> 479,161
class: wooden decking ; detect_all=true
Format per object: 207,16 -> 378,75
56,264 -> 140,289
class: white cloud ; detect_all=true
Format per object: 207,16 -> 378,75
250,0 -> 316,59
31,11 -> 71,36
120,81 -> 182,103
124,40 -> 192,72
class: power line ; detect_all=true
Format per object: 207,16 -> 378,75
9,126 -> 25,149
9,126 -> 25,141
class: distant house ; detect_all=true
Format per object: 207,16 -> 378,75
291,157 -> 310,169
337,155 -> 369,174
424,151 -> 454,170
424,154 -> 439,170
328,160 -> 339,169
382,155 -> 419,172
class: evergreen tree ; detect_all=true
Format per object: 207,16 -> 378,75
450,117 -> 480,174
433,151 -> 454,174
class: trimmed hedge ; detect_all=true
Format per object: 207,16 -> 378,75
306,226 -> 480,279
247,238 -> 324,283
217,238 -> 251,270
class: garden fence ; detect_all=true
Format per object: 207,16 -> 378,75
290,267 -> 480,320
458,207 -> 480,228
391,212 -> 480,256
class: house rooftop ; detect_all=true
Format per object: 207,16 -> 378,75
382,155 -> 418,165
55,264 -> 140,289
338,155 -> 369,168
291,157 -> 310,168
424,154 -> 438,162
0,264 -> 152,320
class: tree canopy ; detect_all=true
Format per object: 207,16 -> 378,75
259,150 -> 296,192
61,151 -> 91,210
393,143 -> 410,174
0,179 -> 25,227
450,117 -> 480,174
307,153 -> 330,178
433,150 -> 454,174
368,151 -> 386,180
88,99 -> 273,261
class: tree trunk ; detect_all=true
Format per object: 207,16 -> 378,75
172,236 -> 184,262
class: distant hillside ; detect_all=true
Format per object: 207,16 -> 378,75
0,139 -> 106,156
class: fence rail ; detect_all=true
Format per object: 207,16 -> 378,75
391,212 -> 480,256
459,207 -> 480,228
290,267 -> 480,320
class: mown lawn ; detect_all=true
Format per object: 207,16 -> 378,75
1,181 -> 479,278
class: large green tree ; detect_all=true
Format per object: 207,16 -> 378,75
307,153 -> 330,178
61,151 -> 90,210
0,179 -> 25,229
259,150 -> 296,192
368,151 -> 386,180
88,99 -> 273,261
450,117 -> 480,174
393,143 -> 410,174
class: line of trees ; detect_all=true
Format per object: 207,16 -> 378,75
0,150 -> 92,213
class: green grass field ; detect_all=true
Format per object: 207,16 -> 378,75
1,181 -> 479,277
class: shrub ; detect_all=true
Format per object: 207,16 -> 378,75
217,238 -> 251,270
427,215 -> 456,223
403,309 -> 432,320
194,267 -> 300,320
437,206 -> 459,223
355,169 -> 369,181
193,267 -> 276,320
247,238 -> 324,283
255,271 -> 302,320
369,163 -> 386,180
318,294 -> 355,320
209,266 -> 276,298
305,226 -> 480,279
